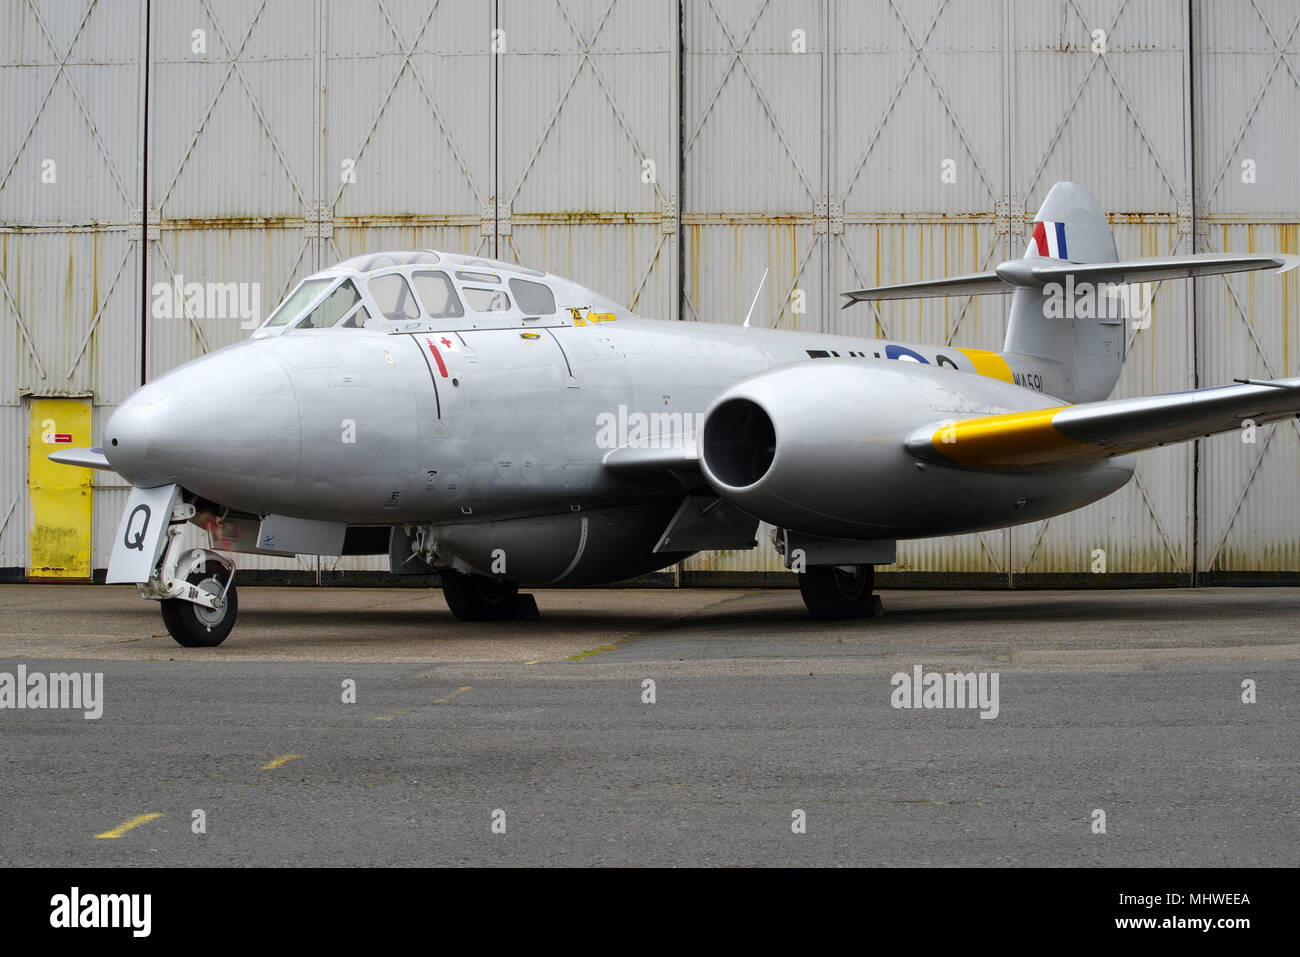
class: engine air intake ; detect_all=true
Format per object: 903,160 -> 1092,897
702,398 -> 776,489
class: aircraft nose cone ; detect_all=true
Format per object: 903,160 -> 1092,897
104,344 -> 300,508
103,384 -> 167,485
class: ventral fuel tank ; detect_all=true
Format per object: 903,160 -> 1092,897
413,502 -> 692,586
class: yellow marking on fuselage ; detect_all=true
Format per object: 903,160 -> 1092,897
261,754 -> 302,770
95,813 -> 163,839
930,406 -> 1101,468
955,348 -> 1014,382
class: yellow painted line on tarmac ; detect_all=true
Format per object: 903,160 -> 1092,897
435,686 -> 471,704
565,643 -> 619,661
95,813 -> 163,839
560,613 -> 702,662
261,753 -> 302,770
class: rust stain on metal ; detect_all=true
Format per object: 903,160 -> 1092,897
90,229 -> 99,383
1278,223 -> 1295,372
689,223 -> 699,318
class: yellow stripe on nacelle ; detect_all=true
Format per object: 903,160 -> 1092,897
929,405 -> 1102,469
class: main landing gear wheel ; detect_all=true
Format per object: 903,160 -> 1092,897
797,564 -> 883,620
440,570 -> 537,621
160,566 -> 238,647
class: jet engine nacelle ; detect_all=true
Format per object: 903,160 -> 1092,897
698,359 -> 1134,540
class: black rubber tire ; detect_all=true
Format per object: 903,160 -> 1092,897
160,567 -> 238,647
797,564 -> 876,620
440,570 -> 521,621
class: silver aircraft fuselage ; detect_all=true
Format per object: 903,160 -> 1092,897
104,251 -> 1128,579
73,185 -> 1300,643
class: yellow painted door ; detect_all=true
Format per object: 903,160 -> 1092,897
27,397 -> 93,579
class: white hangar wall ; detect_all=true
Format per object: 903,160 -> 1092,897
0,0 -> 1296,584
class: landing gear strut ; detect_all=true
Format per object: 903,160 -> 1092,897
440,570 -> 539,621
797,564 -> 883,620
141,518 -> 239,647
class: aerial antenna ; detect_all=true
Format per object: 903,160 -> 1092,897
741,268 -> 768,329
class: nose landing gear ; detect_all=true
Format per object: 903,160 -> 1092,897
142,522 -> 239,646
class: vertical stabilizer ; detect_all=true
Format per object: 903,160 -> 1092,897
1003,182 -> 1126,402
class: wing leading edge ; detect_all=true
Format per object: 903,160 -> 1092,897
907,377 -> 1300,470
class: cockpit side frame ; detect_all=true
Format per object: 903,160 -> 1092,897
250,248 -> 613,339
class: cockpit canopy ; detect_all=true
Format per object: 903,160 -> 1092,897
254,249 -> 563,336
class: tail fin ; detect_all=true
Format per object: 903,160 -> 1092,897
1004,182 -> 1123,402
840,181 -> 1296,402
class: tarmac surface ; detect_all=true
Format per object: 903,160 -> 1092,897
1,583 -> 1297,866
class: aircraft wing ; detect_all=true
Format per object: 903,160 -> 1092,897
843,253 -> 1298,305
907,377 -> 1300,470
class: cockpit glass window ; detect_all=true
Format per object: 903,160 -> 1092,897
294,280 -> 361,329
265,278 -> 332,327
367,273 -> 421,321
443,254 -> 546,277
455,270 -> 499,284
462,287 -> 512,313
337,304 -> 372,328
509,278 -> 556,315
410,270 -> 464,318
335,250 -> 440,271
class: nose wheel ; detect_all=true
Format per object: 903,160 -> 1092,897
160,566 -> 239,647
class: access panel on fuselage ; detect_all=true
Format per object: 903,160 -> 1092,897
411,327 -> 583,518
285,335 -> 425,520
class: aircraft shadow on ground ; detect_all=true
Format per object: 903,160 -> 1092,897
218,592 -> 1300,632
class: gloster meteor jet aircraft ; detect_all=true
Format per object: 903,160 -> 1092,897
52,182 -> 1300,646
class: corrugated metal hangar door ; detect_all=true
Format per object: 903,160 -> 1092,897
829,1 -> 1013,583
1005,0 -> 1195,585
679,0 -> 829,579
0,0 -> 145,578
498,0 -> 679,324
1194,0 -> 1300,580
1,0 -> 1298,585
